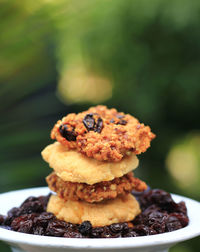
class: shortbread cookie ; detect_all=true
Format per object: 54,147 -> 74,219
51,105 -> 155,162
46,172 -> 147,203
42,142 -> 139,185
47,194 -> 140,226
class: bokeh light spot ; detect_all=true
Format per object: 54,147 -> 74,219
57,65 -> 112,104
166,133 -> 200,194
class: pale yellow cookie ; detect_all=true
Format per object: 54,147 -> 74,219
41,142 -> 139,185
47,194 -> 141,227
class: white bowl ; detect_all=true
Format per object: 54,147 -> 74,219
0,187 -> 199,252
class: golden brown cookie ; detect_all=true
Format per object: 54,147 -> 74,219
51,105 -> 155,162
41,142 -> 139,185
47,194 -> 141,227
46,172 -> 147,203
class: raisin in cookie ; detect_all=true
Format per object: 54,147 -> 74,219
51,105 -> 155,162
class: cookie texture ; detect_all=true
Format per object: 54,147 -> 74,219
41,142 -> 139,185
47,194 -> 141,227
46,172 -> 147,203
51,105 -> 155,162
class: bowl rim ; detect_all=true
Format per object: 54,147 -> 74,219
0,187 -> 199,249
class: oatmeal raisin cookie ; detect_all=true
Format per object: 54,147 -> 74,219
46,172 -> 147,203
51,105 -> 155,162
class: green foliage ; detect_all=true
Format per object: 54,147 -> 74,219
0,241 -> 10,252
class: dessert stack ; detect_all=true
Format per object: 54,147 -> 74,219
42,106 -> 155,227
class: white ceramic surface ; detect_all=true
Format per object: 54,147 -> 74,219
0,187 -> 199,252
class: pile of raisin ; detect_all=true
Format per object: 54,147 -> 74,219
0,189 -> 189,238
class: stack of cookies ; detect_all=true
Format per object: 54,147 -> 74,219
41,106 -> 155,227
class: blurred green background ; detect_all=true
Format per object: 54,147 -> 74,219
0,0 -> 199,251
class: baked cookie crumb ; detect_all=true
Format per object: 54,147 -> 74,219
46,172 -> 147,203
51,105 -> 155,162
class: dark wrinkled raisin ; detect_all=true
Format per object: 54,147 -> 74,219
133,224 -> 150,236
46,219 -> 68,237
64,231 -> 83,238
19,195 -> 50,213
37,194 -> 52,211
110,114 -> 127,125
59,124 -> 76,141
83,114 -> 103,133
0,215 -> 5,225
79,221 -> 92,235
101,227 -> 119,238
165,216 -> 182,232
34,212 -> 55,228
148,228 -> 157,235
18,220 -> 33,233
21,196 -> 38,205
173,201 -> 187,214
116,119 -> 127,125
11,214 -> 36,233
91,227 -> 104,238
123,230 -> 138,237
170,213 -> 189,227
132,185 -> 151,199
142,205 -> 161,215
109,223 -> 128,233
20,201 -> 44,215
110,232 -> 121,238
95,117 -> 103,133
33,226 -> 45,235
132,214 -> 145,225
7,207 -> 21,218
83,114 -> 95,131
3,217 -> 13,226
151,222 -> 166,234
139,189 -> 176,211
67,223 -> 75,229
145,211 -> 168,226
5,207 -> 22,225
